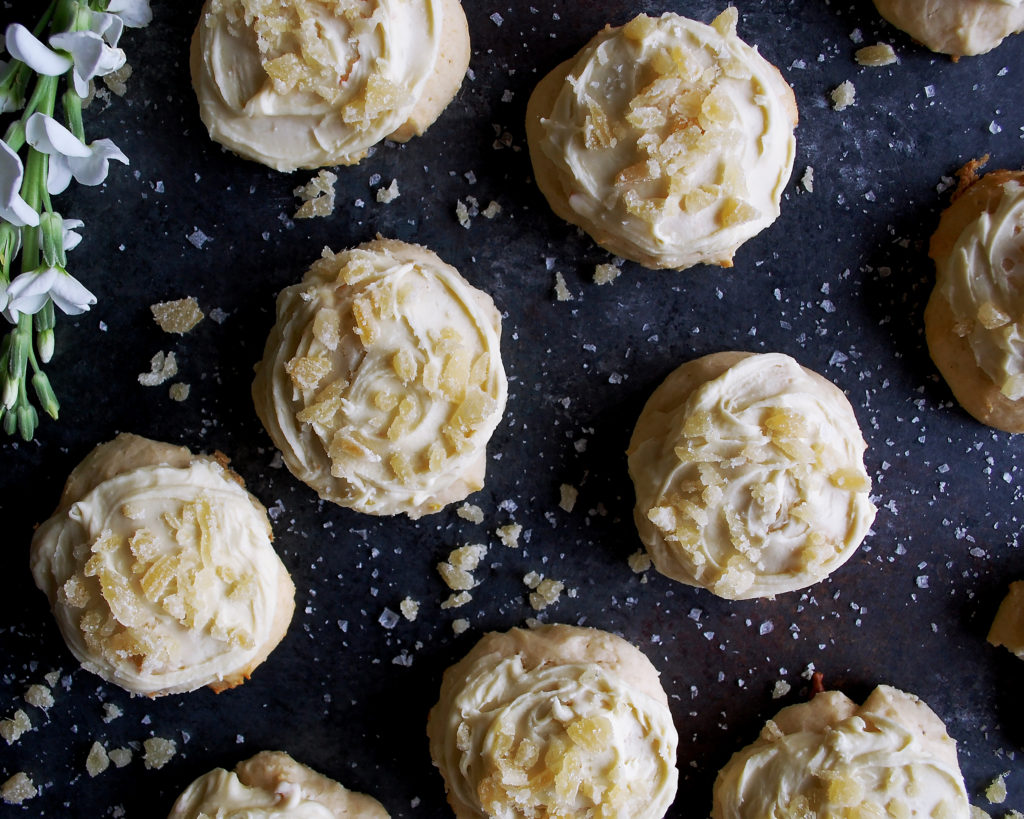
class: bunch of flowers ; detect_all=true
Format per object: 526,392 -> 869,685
0,0 -> 150,440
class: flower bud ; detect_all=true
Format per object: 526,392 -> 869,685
10,328 -> 28,376
37,327 -> 54,362
31,371 -> 58,419
2,406 -> 16,436
16,402 -> 37,441
39,212 -> 67,268
1,375 -> 17,409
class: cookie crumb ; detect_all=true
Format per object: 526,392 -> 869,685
142,737 -> 177,770
801,166 -> 814,193
86,741 -> 110,777
496,523 -> 522,549
855,43 -> 897,66
771,679 -> 791,699
524,572 -> 564,611
441,591 -> 472,609
438,544 -> 487,591
376,178 -> 400,204
554,272 -> 573,301
24,684 -> 53,710
456,503 -> 484,524
1,772 -> 36,805
830,80 -> 855,111
150,297 -> 204,334
482,200 -> 502,219
985,772 -> 1008,804
102,63 -> 132,96
559,483 -> 578,512
169,382 -> 191,402
138,351 -> 178,386
627,549 -> 652,574
0,710 -> 32,744
593,262 -> 620,285
452,618 -> 469,635
293,170 -> 337,219
399,597 -> 420,621
455,199 -> 471,228
101,703 -> 122,723
108,747 -> 133,768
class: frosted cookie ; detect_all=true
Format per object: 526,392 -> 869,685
427,624 -> 678,819
988,580 -> 1024,659
873,0 -> 1024,57
29,433 -> 295,696
252,238 -> 507,518
627,352 -> 875,600
167,751 -> 389,818
191,0 -> 470,171
525,9 -> 797,271
712,685 -> 970,818
926,167 -> 1024,432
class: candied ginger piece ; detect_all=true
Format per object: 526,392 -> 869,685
285,352 -> 332,391
623,14 -> 657,42
711,7 -> 739,36
150,297 -> 204,334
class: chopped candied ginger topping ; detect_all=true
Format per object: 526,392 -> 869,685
285,351 -> 332,391
150,297 -> 204,334
342,73 -> 407,132
69,495 -> 260,673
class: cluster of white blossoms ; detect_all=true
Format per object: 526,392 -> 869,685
0,0 -> 150,439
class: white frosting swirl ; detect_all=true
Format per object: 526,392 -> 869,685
713,687 -> 970,819
191,0 -> 444,170
629,353 -> 875,599
30,453 -> 291,696
432,635 -> 678,819
253,240 -> 507,518
533,10 -> 796,270
171,768 -> 334,819
937,179 -> 1024,399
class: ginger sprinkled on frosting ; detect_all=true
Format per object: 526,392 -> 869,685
253,240 -> 507,518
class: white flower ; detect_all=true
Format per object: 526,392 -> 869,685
4,23 -> 72,76
25,112 -> 128,195
49,30 -> 125,97
106,0 -> 153,29
60,217 -> 84,252
0,140 -> 39,227
3,266 -> 96,320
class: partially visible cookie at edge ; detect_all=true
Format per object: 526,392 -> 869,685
190,0 -> 471,171
873,0 -> 1024,57
252,238 -> 507,519
925,165 -> 1024,432
712,685 -> 971,818
628,351 -> 875,600
427,624 -> 679,819
30,433 -> 295,696
167,750 -> 389,817
988,580 -> 1024,659
525,8 -> 797,271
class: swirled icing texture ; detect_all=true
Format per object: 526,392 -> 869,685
30,440 -> 292,696
936,179 -> 1024,399
168,751 -> 389,819
252,239 -> 507,518
712,686 -> 970,819
191,0 -> 444,170
872,0 -> 1024,55
429,626 -> 678,819
628,352 -> 875,599
531,9 -> 796,270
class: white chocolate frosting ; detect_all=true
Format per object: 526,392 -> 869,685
936,179 -> 1024,399
30,436 -> 294,696
628,352 -> 875,599
428,625 -> 678,819
168,751 -> 389,818
252,239 -> 507,518
712,686 -> 970,819
530,9 -> 796,270
191,0 -> 445,170
873,0 -> 1024,56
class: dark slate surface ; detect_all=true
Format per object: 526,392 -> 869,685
1,0 -> 1023,816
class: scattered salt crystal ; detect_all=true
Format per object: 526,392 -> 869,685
378,608 -> 400,629
187,228 -> 210,248
490,12 -> 503,25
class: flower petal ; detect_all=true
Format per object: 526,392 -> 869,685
0,141 -> 39,227
105,0 -> 153,29
5,23 -> 72,76
48,271 -> 96,315
89,12 -> 125,48
49,31 -> 125,81
26,112 -> 91,159
67,138 -> 129,187
5,268 -> 60,316
62,218 -> 84,252
46,153 -> 73,196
